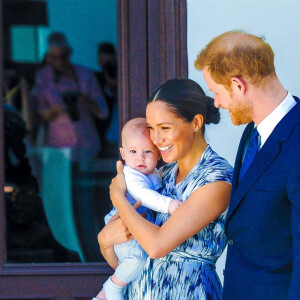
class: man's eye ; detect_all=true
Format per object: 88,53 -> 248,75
162,127 -> 170,130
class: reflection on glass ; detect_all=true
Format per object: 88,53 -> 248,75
3,0 -> 118,263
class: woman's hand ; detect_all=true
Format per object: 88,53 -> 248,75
98,212 -> 133,249
98,201 -> 142,269
98,201 -> 142,248
109,161 -> 127,207
97,212 -> 132,269
40,104 -> 65,122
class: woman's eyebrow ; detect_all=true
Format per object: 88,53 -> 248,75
148,122 -> 173,126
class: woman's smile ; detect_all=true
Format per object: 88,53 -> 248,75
159,144 -> 173,152
146,101 -> 195,164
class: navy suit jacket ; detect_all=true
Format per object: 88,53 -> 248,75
222,97 -> 300,300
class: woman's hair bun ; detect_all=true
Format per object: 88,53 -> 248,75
148,78 -> 221,131
204,96 -> 220,125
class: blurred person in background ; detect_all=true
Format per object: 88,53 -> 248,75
35,32 -> 109,161
94,42 -> 118,157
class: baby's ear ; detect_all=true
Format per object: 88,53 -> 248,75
119,147 -> 125,160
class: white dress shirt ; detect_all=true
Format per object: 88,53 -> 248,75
257,92 -> 297,149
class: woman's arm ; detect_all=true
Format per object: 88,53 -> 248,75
97,213 -> 125,268
110,161 -> 231,259
99,244 -> 118,269
98,203 -> 143,268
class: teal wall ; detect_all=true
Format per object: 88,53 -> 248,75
11,26 -> 38,63
45,0 -> 117,71
11,0 -> 117,70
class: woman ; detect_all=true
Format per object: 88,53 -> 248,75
99,78 -> 233,299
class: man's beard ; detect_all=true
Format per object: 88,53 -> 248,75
228,99 -> 253,125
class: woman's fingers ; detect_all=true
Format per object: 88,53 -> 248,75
118,219 -> 133,242
133,201 -> 147,219
110,212 -> 120,221
116,160 -> 124,174
117,217 -> 133,241
109,160 -> 127,200
110,200 -> 141,221
100,214 -> 132,246
140,212 -> 147,219
133,200 -> 142,210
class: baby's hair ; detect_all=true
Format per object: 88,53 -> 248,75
121,117 -> 149,146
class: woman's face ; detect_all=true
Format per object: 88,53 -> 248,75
146,101 -> 194,164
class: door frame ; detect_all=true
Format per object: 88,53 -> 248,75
119,0 -> 188,123
0,0 -> 187,298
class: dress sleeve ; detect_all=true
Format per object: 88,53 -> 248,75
124,167 -> 173,213
179,155 -> 233,202
200,161 -> 233,186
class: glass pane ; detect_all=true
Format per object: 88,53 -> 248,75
3,0 -> 118,263
10,26 -> 39,63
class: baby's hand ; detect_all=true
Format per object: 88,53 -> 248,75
168,199 -> 183,214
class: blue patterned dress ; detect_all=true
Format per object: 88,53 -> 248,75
127,145 -> 233,300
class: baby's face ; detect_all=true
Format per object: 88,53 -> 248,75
120,132 -> 161,175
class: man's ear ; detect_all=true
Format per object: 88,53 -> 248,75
119,147 -> 125,160
231,77 -> 247,94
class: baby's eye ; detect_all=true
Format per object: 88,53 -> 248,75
145,150 -> 152,153
130,150 -> 136,153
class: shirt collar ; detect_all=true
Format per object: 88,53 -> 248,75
256,92 -> 297,148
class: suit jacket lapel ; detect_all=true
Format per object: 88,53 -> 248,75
227,100 -> 300,222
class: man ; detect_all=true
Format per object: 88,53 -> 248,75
97,42 -> 116,72
95,42 -> 117,101
94,43 -> 118,157
195,30 -> 300,300
35,32 -> 109,161
95,59 -> 119,157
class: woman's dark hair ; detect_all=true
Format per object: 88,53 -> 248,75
148,78 -> 220,132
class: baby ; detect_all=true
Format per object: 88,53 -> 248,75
93,117 -> 182,300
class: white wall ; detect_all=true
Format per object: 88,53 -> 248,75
187,0 -> 300,284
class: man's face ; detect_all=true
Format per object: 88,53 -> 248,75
48,46 -> 71,73
104,71 -> 117,92
98,52 -> 115,68
202,67 -> 253,125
